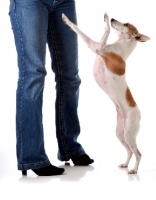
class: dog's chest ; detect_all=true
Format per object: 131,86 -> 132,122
93,55 -> 126,96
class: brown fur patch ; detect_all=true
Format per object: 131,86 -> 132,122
102,52 -> 126,75
127,23 -> 139,38
126,87 -> 137,107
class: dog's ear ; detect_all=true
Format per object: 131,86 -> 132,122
135,33 -> 150,42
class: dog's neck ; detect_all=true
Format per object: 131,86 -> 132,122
113,38 -> 137,61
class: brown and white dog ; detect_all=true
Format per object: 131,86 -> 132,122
62,13 -> 150,174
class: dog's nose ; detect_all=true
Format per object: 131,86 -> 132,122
111,18 -> 116,22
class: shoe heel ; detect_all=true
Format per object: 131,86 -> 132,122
22,170 -> 27,176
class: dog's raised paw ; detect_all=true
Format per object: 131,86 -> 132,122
62,13 -> 67,22
104,12 -> 109,22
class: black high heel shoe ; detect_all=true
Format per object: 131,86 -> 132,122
72,154 -> 94,166
22,164 -> 65,176
22,170 -> 27,175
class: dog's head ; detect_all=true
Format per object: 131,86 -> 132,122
111,18 -> 150,42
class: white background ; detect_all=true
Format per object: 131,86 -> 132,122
1,0 -> 156,199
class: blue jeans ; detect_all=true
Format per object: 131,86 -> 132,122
9,0 -> 85,170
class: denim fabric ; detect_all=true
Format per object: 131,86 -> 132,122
9,0 -> 85,170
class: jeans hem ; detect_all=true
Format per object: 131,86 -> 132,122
18,159 -> 51,170
58,148 -> 85,161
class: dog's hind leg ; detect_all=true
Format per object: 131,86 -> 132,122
116,109 -> 133,168
62,13 -> 98,53
124,117 -> 141,174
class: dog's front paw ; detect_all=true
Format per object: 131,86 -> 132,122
62,13 -> 67,22
104,12 -> 110,30
62,13 -> 70,25
104,12 -> 109,23
128,169 -> 137,174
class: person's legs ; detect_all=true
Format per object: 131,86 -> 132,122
47,0 -> 93,163
9,0 -> 53,171
9,0 -> 93,171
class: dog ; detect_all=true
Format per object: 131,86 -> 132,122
62,13 -> 150,174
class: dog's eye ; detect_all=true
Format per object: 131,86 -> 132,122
123,23 -> 129,27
